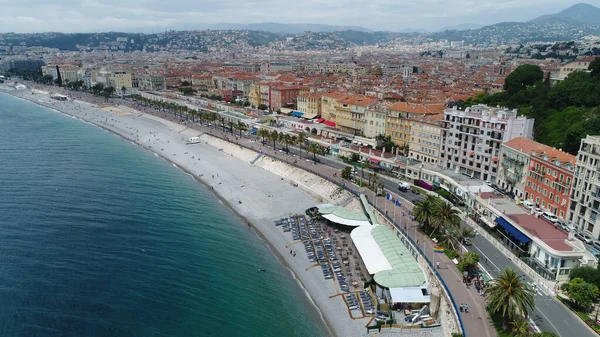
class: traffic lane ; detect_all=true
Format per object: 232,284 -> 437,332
466,232 -> 593,337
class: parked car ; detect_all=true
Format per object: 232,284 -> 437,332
532,207 -> 543,215
541,211 -> 559,223
462,238 -> 473,246
575,232 -> 593,244
555,220 -> 568,231
521,200 -> 534,209
593,241 -> 600,251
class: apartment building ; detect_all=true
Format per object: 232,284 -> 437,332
363,104 -> 387,139
409,114 -> 443,164
296,93 -> 322,119
107,71 -> 133,90
568,136 -> 600,239
137,73 -> 166,91
221,63 -> 261,72
334,94 -> 376,136
321,92 -> 347,126
269,85 -> 300,111
554,56 -> 596,81
440,105 -> 534,182
385,103 -> 439,148
498,137 -> 551,198
524,148 -> 575,220
2,59 -> 45,72
248,83 -> 261,108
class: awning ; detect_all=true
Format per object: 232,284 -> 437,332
291,111 -> 304,117
495,217 -> 531,244
316,118 -> 325,123
249,129 -> 257,134
323,120 -> 336,127
322,214 -> 372,227
369,157 -> 380,164
350,226 -> 392,275
389,287 -> 430,304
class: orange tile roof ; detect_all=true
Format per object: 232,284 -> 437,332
503,137 -> 576,165
388,102 -> 437,114
338,94 -> 376,107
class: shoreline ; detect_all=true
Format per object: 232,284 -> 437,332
0,88 -> 368,337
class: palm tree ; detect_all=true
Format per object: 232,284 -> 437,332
258,128 -> 269,144
269,130 -> 279,150
429,202 -> 461,236
412,195 -> 441,230
296,131 -> 308,158
485,267 -> 535,332
235,121 -> 247,137
227,120 -> 235,134
280,133 -> 292,152
308,142 -> 320,162
510,319 -> 530,337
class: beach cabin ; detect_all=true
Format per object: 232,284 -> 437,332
188,136 -> 201,144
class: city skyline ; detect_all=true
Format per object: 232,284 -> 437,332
1,0 -> 600,33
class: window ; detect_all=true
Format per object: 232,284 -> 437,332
550,193 -> 554,200
542,200 -> 546,207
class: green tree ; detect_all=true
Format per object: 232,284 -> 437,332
429,202 -> 461,236
268,130 -> 279,150
565,277 -> 599,310
258,104 -> 268,110
503,64 -> 544,97
569,266 -> 600,287
510,319 -> 530,337
308,142 -> 319,162
485,267 -> 535,331
257,128 -> 269,143
457,252 -> 479,274
412,195 -> 442,230
589,57 -> 600,78
296,132 -> 308,158
341,166 -> 352,180
235,121 -> 247,137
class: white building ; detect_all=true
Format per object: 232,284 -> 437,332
568,136 -> 600,239
440,105 -> 534,182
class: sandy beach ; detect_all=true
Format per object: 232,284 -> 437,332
0,86 -> 391,337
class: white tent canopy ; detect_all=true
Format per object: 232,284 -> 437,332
350,226 -> 392,274
389,287 -> 430,304
322,214 -> 371,227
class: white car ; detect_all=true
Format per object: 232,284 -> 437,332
521,200 -> 534,209
575,232 -> 593,244
542,211 -> 559,223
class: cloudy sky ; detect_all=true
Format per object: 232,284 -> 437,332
0,0 -> 599,33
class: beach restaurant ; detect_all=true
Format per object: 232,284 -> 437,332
314,202 -> 430,309
351,225 -> 430,309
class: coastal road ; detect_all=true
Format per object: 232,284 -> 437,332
464,228 -> 594,337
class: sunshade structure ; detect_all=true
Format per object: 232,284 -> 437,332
317,205 -> 371,227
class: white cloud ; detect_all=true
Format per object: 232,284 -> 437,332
0,0 -> 598,33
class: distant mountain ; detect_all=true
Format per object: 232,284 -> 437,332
198,22 -> 372,34
529,3 -> 600,25
439,23 -> 484,31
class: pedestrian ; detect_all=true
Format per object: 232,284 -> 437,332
436,261 -> 440,269
464,304 -> 469,313
459,303 -> 463,312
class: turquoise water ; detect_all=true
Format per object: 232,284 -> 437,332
0,93 -> 329,337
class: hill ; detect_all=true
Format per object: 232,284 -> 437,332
199,22 -> 372,34
529,3 -> 600,25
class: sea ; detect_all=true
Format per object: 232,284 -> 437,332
0,93 -> 330,337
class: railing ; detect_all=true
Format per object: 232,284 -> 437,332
204,131 -> 467,337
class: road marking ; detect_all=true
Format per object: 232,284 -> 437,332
535,307 -> 562,336
471,245 -> 501,273
564,320 -> 570,326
